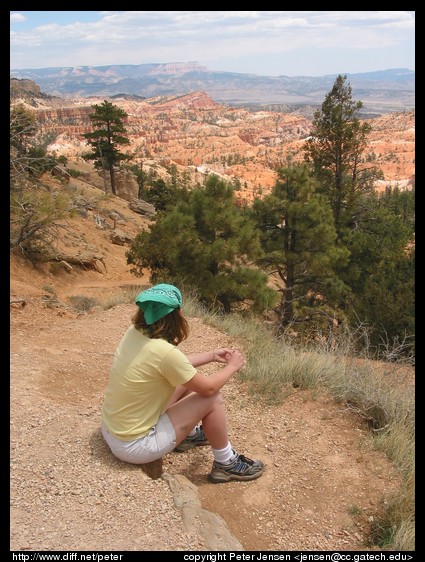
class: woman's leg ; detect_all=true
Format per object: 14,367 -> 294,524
164,385 -> 192,410
166,392 -> 265,483
166,392 -> 229,450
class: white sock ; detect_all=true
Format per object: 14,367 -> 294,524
212,442 -> 237,464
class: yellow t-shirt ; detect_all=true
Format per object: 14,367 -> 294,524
101,326 -> 196,440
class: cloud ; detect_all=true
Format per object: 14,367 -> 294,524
10,11 -> 415,75
10,12 -> 26,23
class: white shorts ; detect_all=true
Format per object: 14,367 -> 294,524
100,413 -> 177,464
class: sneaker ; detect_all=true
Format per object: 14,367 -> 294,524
174,425 -> 209,452
208,451 -> 265,483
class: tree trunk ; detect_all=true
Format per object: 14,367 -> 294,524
98,142 -> 109,194
278,263 -> 295,335
109,165 -> 116,195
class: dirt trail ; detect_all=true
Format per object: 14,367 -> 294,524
10,282 -> 401,551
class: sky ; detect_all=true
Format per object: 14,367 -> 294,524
10,11 -> 415,77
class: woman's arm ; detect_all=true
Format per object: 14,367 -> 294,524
183,349 -> 245,396
187,347 -> 232,368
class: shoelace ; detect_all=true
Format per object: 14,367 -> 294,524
236,454 -> 255,465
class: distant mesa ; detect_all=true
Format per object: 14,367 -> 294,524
10,77 -> 41,95
10,63 -> 415,114
110,93 -> 147,101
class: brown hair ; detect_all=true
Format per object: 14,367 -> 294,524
132,307 -> 189,346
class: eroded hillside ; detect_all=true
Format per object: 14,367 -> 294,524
11,88 -> 415,202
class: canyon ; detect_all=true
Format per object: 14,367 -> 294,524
11,82 -> 415,203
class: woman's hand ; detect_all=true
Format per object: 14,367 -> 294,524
212,348 -> 233,363
223,349 -> 246,371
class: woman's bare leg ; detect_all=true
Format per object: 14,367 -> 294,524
166,392 -> 229,450
164,385 -> 192,410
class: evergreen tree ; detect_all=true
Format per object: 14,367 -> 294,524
302,76 -> 415,356
304,75 -> 382,239
168,163 -> 179,189
83,100 -> 131,195
143,178 -> 189,212
381,184 -> 415,227
343,190 -> 415,355
252,165 -> 349,334
126,175 -> 277,313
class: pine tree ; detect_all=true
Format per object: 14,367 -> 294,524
126,175 -> 277,313
252,164 -> 349,334
304,75 -> 382,240
83,100 -> 131,195
303,76 -> 414,355
343,190 -> 415,355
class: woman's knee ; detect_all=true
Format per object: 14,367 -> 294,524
210,391 -> 224,409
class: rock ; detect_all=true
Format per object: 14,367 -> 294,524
162,473 -> 244,551
129,198 -> 156,217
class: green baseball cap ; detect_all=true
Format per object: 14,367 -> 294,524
135,284 -> 182,325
